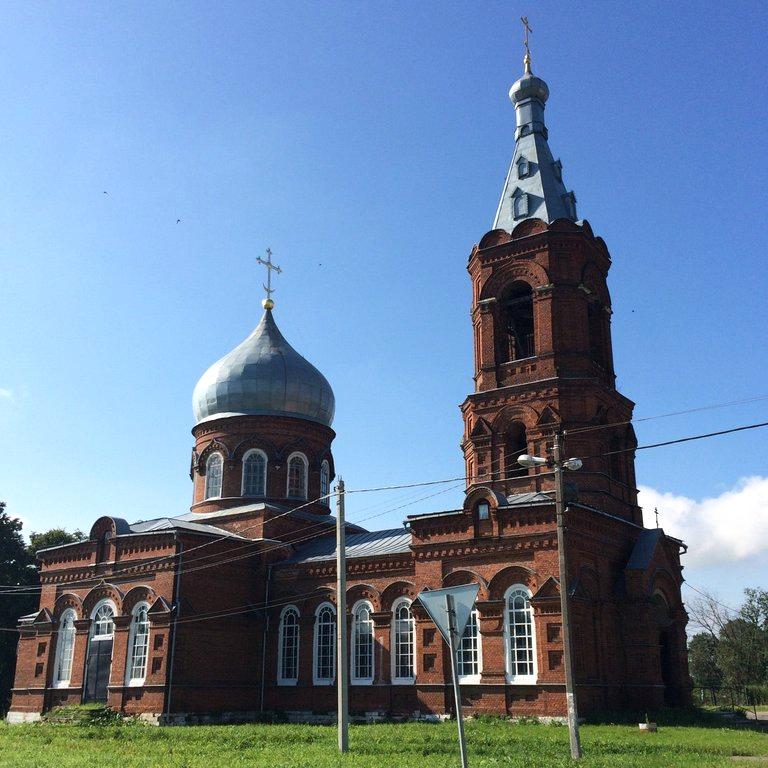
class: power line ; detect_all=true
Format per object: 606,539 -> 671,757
565,394 -> 768,436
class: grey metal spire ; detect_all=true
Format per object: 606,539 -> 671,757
493,58 -> 577,232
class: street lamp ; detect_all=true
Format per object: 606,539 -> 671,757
518,434 -> 583,760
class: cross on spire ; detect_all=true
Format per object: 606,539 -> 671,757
256,247 -> 282,308
521,16 -> 533,74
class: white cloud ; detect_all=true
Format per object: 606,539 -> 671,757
0,388 -> 13,400
638,477 -> 768,567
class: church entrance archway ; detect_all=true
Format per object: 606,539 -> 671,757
84,601 -> 115,704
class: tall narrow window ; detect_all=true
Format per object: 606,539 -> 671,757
477,502 -> 490,521
205,453 -> 223,500
504,585 -> 537,683
287,453 -> 308,500
351,601 -> 374,684
278,606 -> 300,684
588,302 -> 608,370
505,422 -> 528,478
53,609 -> 77,687
392,599 -> 415,684
242,449 -> 267,497
313,603 -> 336,684
320,460 -> 331,504
499,282 -> 534,362
457,609 -> 482,683
126,603 -> 150,685
517,156 -> 530,178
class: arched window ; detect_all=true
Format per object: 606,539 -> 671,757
457,609 -> 482,683
351,601 -> 374,684
513,191 -> 529,219
391,598 -> 415,684
287,453 -> 308,500
499,282 -> 534,362
91,602 -> 115,640
126,602 -> 150,685
504,585 -> 537,683
278,606 -> 300,685
320,460 -> 331,504
517,156 -> 530,179
242,449 -> 267,497
313,603 -> 336,685
204,453 -> 223,500
53,609 -> 77,687
588,301 -> 608,370
505,422 -> 528,477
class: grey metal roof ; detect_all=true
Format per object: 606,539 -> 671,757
192,307 -> 335,427
505,491 -> 554,506
626,529 -> 663,571
128,517 -> 248,540
493,69 -> 577,232
283,528 -> 411,565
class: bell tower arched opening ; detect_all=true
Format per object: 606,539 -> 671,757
498,282 -> 534,363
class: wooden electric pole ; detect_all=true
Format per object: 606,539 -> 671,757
336,478 -> 349,752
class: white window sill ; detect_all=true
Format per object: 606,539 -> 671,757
277,679 -> 298,687
351,678 -> 374,686
459,676 -> 482,685
52,681 -> 72,689
391,678 -> 415,685
313,679 -> 334,686
506,676 -> 538,685
126,678 -> 146,687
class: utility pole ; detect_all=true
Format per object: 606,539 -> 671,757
336,478 -> 349,752
446,593 -> 469,768
553,433 -> 582,760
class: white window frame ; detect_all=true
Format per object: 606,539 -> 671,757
204,452 -> 224,500
350,600 -> 375,685
90,599 -> 116,641
477,501 -> 490,521
319,460 -> 331,505
503,584 -> 537,684
277,605 -> 300,686
52,608 -> 77,688
391,597 -> 416,685
125,602 -> 150,686
312,602 -> 336,685
286,452 -> 309,500
457,608 -> 483,684
241,449 -> 267,497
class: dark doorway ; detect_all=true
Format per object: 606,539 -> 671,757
84,638 -> 113,703
659,630 -> 675,706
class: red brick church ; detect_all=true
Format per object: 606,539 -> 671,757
8,56 -> 691,723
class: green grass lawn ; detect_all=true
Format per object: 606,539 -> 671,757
0,718 -> 766,768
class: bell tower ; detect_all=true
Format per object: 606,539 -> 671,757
460,57 -> 641,524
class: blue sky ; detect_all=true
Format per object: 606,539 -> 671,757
1,1 -> 766,610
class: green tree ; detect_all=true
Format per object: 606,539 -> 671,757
688,632 -> 723,702
27,528 -> 84,558
0,503 -> 36,714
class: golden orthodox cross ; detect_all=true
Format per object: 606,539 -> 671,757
521,16 -> 533,74
256,247 -> 282,302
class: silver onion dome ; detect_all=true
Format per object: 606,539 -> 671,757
192,308 -> 335,427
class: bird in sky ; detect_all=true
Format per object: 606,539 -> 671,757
176,219 -> 181,224
103,191 -> 108,195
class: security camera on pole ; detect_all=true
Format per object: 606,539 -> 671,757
416,583 -> 480,768
518,433 -> 583,760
